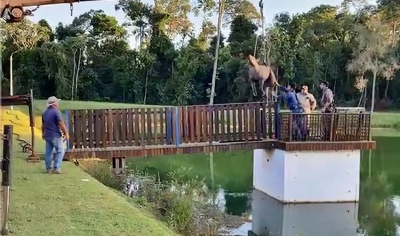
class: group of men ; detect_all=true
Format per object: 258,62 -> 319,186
278,80 -> 335,140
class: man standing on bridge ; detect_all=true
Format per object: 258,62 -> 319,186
297,85 -> 316,135
278,82 -> 307,140
319,81 -> 336,140
41,96 -> 69,174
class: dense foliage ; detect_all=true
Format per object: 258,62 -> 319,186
2,0 -> 400,110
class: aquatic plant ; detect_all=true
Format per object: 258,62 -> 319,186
83,162 -> 236,235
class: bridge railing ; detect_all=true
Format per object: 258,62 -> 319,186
276,112 -> 371,142
65,102 -> 275,149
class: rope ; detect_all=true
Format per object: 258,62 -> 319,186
0,132 -> 33,153
250,0 -> 266,98
253,35 -> 259,57
259,0 -> 266,64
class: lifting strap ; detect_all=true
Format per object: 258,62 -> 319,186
251,0 -> 265,97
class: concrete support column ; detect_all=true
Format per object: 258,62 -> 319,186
112,157 -> 126,175
253,149 -> 361,203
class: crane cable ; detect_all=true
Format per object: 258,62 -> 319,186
251,0 -> 265,97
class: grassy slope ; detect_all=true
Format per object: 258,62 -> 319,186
9,148 -> 178,236
0,105 -> 178,236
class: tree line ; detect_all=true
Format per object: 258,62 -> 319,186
1,0 -> 400,111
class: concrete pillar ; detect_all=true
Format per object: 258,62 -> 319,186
112,157 -> 126,175
253,149 -> 360,203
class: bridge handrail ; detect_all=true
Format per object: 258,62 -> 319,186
65,102 -> 274,150
276,112 -> 371,142
64,102 -> 372,151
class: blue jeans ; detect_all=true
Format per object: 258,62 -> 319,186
291,108 -> 307,139
45,137 -> 65,171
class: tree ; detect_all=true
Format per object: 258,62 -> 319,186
1,19 -> 50,50
3,0 -> 400,110
347,14 -> 400,113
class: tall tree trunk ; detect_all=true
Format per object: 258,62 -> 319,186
208,0 -> 224,195
71,50 -> 77,100
209,1 -> 224,105
358,88 -> 364,107
74,49 -> 82,100
362,86 -> 368,107
371,69 -> 377,113
139,26 -> 144,49
143,71 -> 148,104
384,79 -> 390,99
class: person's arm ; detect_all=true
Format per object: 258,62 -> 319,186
56,110 -> 69,139
278,85 -> 289,93
309,94 -> 317,110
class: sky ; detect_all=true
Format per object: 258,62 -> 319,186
30,0 -> 344,47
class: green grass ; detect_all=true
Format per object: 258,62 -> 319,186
371,112 -> 400,128
370,128 -> 400,137
9,100 -> 163,115
6,139 -> 179,236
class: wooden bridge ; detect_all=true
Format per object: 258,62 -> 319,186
63,102 -> 375,160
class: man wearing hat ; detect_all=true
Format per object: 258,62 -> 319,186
41,96 -> 69,174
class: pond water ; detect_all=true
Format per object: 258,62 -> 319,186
129,133 -> 400,236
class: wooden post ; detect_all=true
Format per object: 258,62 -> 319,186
1,125 -> 12,235
274,102 -> 280,140
288,113 -> 293,142
27,90 -> 39,162
112,157 -> 119,175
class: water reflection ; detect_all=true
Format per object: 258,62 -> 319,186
221,170 -> 400,236
228,189 -> 358,236
130,135 -> 400,235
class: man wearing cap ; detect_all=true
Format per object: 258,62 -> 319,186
41,96 -> 69,174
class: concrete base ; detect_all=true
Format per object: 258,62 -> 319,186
253,149 -> 360,203
112,157 -> 126,175
251,189 -> 358,236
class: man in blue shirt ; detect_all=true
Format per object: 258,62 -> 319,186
41,96 -> 69,174
278,82 -> 304,113
278,82 -> 306,139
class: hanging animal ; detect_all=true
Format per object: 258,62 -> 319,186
1,0 -> 95,23
247,55 -> 279,100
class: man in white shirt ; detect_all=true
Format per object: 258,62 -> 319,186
297,85 -> 316,114
297,85 -> 316,135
